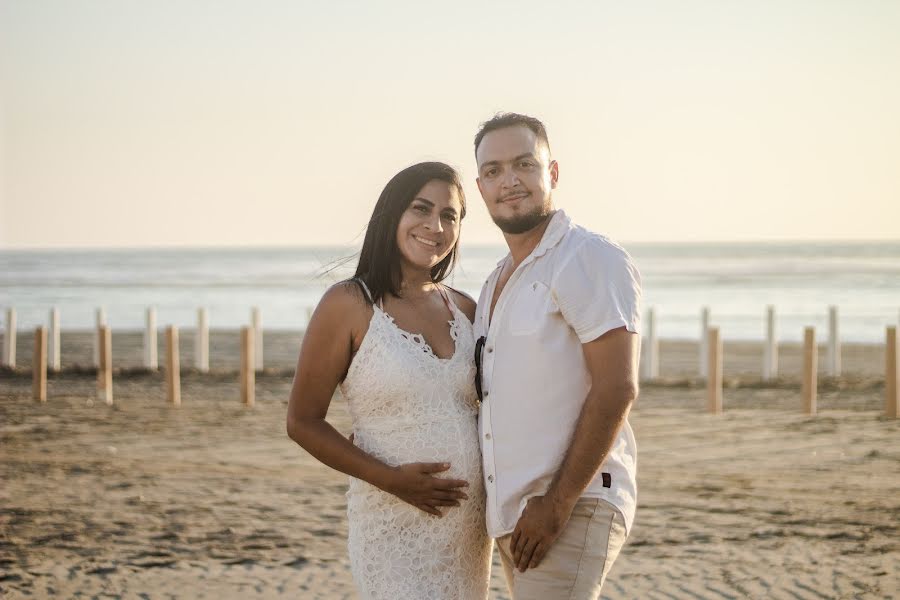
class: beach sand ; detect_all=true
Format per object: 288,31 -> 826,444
1,331 -> 898,599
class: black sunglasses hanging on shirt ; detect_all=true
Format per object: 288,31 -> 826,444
474,336 -> 486,403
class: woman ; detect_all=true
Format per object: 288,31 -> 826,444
286,162 -> 491,599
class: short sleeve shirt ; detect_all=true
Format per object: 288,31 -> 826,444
474,210 -> 642,538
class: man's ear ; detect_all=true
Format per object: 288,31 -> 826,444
549,160 -> 559,190
476,177 -> 484,197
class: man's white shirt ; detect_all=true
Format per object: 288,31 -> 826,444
474,209 -> 642,539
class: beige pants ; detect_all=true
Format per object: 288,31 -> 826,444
496,498 -> 627,600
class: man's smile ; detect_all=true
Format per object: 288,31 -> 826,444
498,192 -> 530,204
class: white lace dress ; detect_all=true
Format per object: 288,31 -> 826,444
339,283 -> 492,600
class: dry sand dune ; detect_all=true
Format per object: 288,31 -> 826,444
1,333 -> 898,599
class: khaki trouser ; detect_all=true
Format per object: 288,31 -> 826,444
496,498 -> 628,600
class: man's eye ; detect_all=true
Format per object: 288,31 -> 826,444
519,161 -> 535,168
485,169 -> 498,177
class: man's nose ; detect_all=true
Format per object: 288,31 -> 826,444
501,168 -> 521,188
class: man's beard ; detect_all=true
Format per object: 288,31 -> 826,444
491,202 -> 552,234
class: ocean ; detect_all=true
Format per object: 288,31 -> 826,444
1,242 -> 899,342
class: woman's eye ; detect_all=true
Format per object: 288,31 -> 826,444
442,213 -> 458,223
413,205 -> 429,213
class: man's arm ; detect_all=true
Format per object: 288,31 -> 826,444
510,326 -> 639,572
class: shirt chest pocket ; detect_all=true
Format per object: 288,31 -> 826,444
507,281 -> 557,335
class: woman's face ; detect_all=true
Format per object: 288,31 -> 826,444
395,179 -> 463,273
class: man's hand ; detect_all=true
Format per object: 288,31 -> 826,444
510,495 -> 575,572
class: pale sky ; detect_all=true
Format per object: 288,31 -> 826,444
1,0 -> 898,248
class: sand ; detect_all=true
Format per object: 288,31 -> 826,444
1,331 -> 898,599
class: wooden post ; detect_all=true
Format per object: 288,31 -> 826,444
802,327 -> 817,415
33,327 -> 47,402
763,305 -> 777,381
96,325 -> 113,405
144,307 -> 158,370
195,307 -> 209,373
886,326 -> 899,419
166,326 -> 180,406
251,307 -> 263,372
49,308 -> 61,372
642,307 -> 659,380
827,306 -> 840,377
706,327 -> 722,414
3,307 -> 16,367
241,326 -> 255,407
699,306 -> 710,377
93,307 -> 107,368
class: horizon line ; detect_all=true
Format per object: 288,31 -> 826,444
2,238 -> 900,253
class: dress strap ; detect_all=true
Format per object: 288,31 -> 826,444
353,278 -> 374,305
437,285 -> 458,316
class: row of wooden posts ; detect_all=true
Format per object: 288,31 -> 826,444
641,305 -> 850,381
700,324 -> 899,418
2,304 -> 867,377
639,305 -> 899,418
26,323 -> 257,407
6,304 -> 900,418
1,306 -> 266,372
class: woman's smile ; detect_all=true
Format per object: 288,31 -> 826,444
412,234 -> 440,249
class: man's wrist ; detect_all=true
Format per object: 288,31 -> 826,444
545,486 -> 579,516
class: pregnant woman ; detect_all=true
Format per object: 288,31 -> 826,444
286,162 -> 492,599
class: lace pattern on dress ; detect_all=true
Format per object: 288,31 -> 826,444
377,308 -> 461,361
339,280 -> 490,599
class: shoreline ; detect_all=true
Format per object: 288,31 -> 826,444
2,330 -> 890,379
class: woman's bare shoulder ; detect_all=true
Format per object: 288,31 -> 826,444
313,280 -> 372,325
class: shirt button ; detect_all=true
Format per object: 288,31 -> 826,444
485,433 -> 491,440
487,475 -> 494,483
487,347 -> 493,353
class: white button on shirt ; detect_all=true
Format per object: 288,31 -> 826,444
475,210 -> 642,538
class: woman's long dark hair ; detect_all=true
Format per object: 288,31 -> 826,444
353,162 -> 466,304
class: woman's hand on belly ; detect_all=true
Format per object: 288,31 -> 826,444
382,462 -> 470,517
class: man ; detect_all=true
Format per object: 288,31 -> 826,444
473,113 -> 642,599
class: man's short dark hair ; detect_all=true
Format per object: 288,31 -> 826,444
473,112 -> 551,156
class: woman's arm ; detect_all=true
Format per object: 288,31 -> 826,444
286,281 -> 469,516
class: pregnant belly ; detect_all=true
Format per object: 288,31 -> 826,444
352,417 -> 483,486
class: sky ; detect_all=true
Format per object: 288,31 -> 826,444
1,0 -> 898,248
